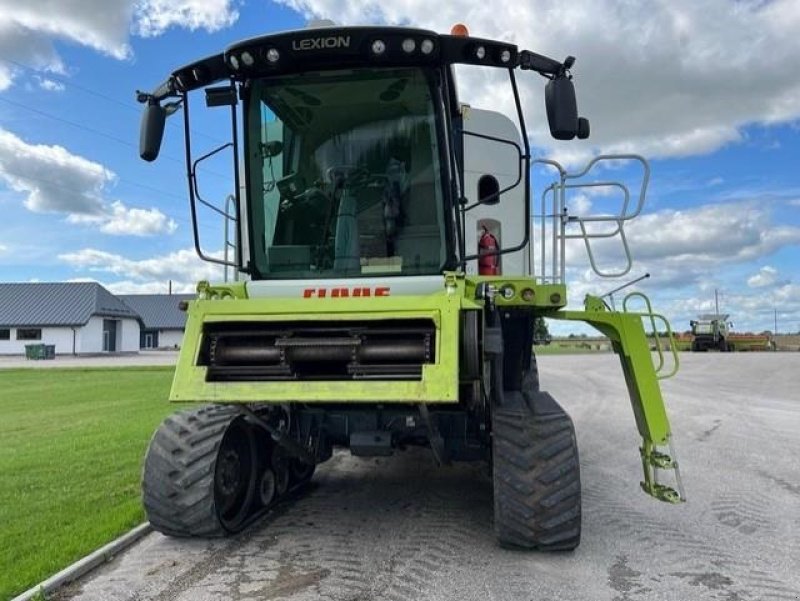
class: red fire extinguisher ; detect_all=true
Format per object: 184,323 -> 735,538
478,226 -> 500,275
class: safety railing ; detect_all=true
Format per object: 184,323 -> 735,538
532,154 -> 650,284
622,292 -> 679,380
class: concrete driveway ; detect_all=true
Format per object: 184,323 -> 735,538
0,351 -> 178,369
58,353 -> 800,601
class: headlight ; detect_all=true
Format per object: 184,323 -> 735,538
499,284 -> 515,300
371,40 -> 387,55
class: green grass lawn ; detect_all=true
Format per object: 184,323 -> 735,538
0,367 -> 177,600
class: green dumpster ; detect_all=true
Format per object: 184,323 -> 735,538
25,344 -> 46,360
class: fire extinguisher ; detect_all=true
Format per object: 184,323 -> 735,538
478,226 -> 500,275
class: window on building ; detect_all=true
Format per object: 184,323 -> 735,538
0,329 -> 9,340
17,328 -> 42,341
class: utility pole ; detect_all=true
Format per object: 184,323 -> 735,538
774,309 -> 778,336
715,288 -> 720,318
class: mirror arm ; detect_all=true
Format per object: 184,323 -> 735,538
518,51 -> 575,78
136,77 -> 177,105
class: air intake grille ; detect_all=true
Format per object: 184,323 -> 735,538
199,319 -> 435,382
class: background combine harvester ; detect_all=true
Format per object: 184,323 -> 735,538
688,315 -> 772,352
137,22 -> 683,550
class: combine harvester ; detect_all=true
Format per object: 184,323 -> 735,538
689,315 -> 772,352
137,22 -> 682,550
690,314 -> 733,352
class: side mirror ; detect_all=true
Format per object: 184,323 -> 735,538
261,140 -> 284,158
139,101 -> 166,162
545,75 -> 579,140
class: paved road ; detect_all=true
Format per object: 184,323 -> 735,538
60,353 -> 800,601
0,351 -> 178,369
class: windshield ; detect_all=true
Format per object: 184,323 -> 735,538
246,68 -> 449,279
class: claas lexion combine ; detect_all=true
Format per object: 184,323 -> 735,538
137,22 -> 683,549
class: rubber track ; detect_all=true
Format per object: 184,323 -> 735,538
492,396 -> 581,550
142,404 -> 241,537
523,352 -> 540,392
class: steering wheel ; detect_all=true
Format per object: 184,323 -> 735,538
325,166 -> 374,189
279,186 -> 330,212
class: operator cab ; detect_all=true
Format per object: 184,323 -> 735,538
138,25 -> 588,281
249,67 -> 446,279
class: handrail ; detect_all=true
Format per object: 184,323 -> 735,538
623,292 -> 680,380
531,153 -> 650,283
223,194 -> 238,282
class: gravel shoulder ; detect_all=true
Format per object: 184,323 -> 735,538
58,353 -> 800,601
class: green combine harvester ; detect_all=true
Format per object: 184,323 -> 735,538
690,314 -> 732,352
138,22 -> 683,550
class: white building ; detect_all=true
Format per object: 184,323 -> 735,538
0,282 -> 141,355
118,294 -> 194,349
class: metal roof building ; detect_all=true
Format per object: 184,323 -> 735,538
118,294 -> 195,349
0,282 -> 141,354
0,282 -> 138,326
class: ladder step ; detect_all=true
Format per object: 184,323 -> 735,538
639,439 -> 686,504
640,481 -> 682,504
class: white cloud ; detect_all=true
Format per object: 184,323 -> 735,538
0,0 -> 238,89
59,247 -> 224,286
551,200 -> 800,332
99,202 -> 178,236
568,193 -> 592,215
280,0 -> 800,160
0,243 -> 7,254
0,128 -> 110,214
747,266 -> 779,288
0,128 -> 177,236
133,0 -> 239,37
66,276 -> 194,294
0,0 -> 133,60
66,201 -> 178,236
36,77 -> 65,92
0,21 -> 66,91
564,201 -> 800,283
104,280 -> 197,294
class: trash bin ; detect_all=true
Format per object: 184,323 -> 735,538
44,345 -> 56,360
25,344 -> 46,360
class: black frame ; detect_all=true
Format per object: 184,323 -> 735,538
144,26 -> 572,277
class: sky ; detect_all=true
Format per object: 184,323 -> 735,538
0,0 -> 799,334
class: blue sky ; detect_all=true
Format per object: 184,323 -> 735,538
0,0 -> 799,334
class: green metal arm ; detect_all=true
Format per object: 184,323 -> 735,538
548,294 -> 685,503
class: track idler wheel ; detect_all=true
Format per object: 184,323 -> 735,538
215,419 -> 258,532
